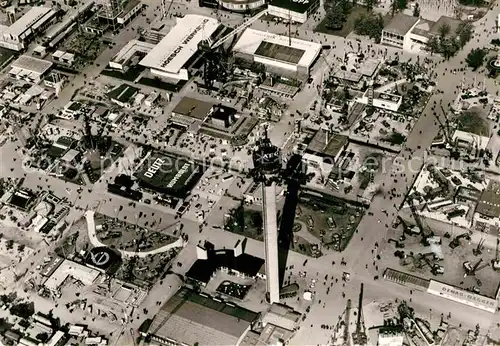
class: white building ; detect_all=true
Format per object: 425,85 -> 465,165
117,0 -> 144,25
52,50 -> 75,66
0,7 -> 57,51
109,39 -> 155,71
9,55 -> 53,83
381,13 -> 420,50
44,259 -> 101,293
357,91 -> 403,111
217,0 -> 265,12
139,15 -> 220,81
233,28 -> 321,79
382,13 -> 463,52
427,280 -> 498,313
268,0 -> 320,23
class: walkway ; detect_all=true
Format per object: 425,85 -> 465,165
85,210 -> 186,258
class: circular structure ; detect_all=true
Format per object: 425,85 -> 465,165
217,0 -> 265,12
252,136 -> 282,176
91,251 -> 110,266
487,56 -> 500,78
86,246 -> 121,273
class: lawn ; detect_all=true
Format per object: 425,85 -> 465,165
296,194 -> 364,252
224,205 -> 264,241
457,111 -> 490,137
314,5 -> 368,37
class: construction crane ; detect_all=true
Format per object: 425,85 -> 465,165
160,0 -> 174,20
202,8 -> 268,51
407,198 -> 433,245
27,113 -> 46,149
493,238 -> 500,271
343,299 -> 352,346
463,259 -> 489,276
352,283 -> 367,345
473,237 -> 485,256
449,232 -> 471,249
198,9 -> 268,87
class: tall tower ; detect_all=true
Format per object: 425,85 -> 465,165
252,129 -> 282,304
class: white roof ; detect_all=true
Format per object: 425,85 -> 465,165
33,45 -> 46,53
427,280 -> 497,312
140,14 -> 219,74
44,259 -> 100,291
452,129 -> 490,150
11,55 -> 53,75
233,28 -> 322,68
53,50 -> 64,59
7,7 -> 55,38
112,39 -> 155,65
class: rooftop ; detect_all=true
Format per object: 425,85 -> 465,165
140,14 -> 220,74
186,247 -> 265,284
255,41 -> 305,64
210,104 -> 237,121
306,129 -> 348,159
111,39 -> 155,65
476,180 -> 500,218
429,16 -> 462,37
172,96 -> 214,120
383,13 -> 419,36
11,55 -> 53,75
233,28 -> 321,68
148,287 -> 258,345
44,259 -> 101,292
0,6 -> 56,38
106,84 -> 139,103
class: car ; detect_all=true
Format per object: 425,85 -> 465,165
144,199 -> 151,204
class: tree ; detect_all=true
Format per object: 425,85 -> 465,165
465,48 -> 487,70
412,3 -> 420,17
365,0 -> 375,12
354,13 -> 384,42
438,23 -> 451,38
456,22 -> 473,48
397,0 -> 407,9
325,5 -> 346,29
10,301 -> 35,319
458,0 -> 484,5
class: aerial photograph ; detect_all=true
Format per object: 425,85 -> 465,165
0,0 -> 499,344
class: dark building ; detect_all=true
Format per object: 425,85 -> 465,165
209,104 -> 236,128
186,240 -> 265,286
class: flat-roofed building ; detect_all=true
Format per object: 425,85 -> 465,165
52,50 -> 75,66
358,91 -> 402,111
476,180 -> 500,218
44,259 -> 101,293
171,96 -> 215,127
383,14 -> 463,52
268,0 -> 320,23
0,6 -> 57,51
109,39 -> 155,71
233,28 -> 321,79
147,287 -> 258,346
427,280 -> 498,313
9,55 -> 53,83
381,13 -> 419,49
116,0 -> 144,24
139,15 -> 220,81
306,129 -> 348,164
